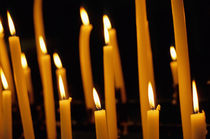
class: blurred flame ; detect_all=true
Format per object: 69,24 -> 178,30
103,15 -> 111,44
192,80 -> 199,113
0,19 -> 3,34
80,7 -> 90,25
53,53 -> 63,69
59,75 -> 66,99
148,82 -> 155,109
103,15 -> 112,29
39,36 -> 47,54
93,88 -> 101,110
7,11 -> 16,35
170,46 -> 177,61
0,68 -> 9,90
21,53 -> 28,69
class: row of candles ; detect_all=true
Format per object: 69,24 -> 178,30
0,0 -> 208,139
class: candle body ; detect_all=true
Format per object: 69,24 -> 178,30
109,29 -> 126,103
2,90 -> 12,139
40,54 -> 56,139
147,109 -> 159,139
8,36 -> 35,139
56,68 -> 69,99
190,111 -> 207,139
103,45 -> 118,139
24,67 -> 34,104
60,98 -> 72,139
94,109 -> 109,139
170,61 -> 178,85
79,25 -> 94,109
171,0 -> 193,138
0,89 -> 3,137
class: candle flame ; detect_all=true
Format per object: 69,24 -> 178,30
7,11 -> 16,35
0,68 -> 9,90
59,75 -> 66,99
103,15 -> 112,29
93,88 -> 101,110
103,15 -> 111,44
21,53 -> 28,69
170,46 -> 177,61
148,82 -> 155,109
80,7 -> 90,25
39,36 -> 47,54
0,19 -> 3,34
53,53 -> 63,69
192,80 -> 199,113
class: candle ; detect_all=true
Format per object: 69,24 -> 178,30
190,80 -> 207,139
103,15 -> 127,103
147,82 -> 160,139
39,36 -> 57,139
93,88 -> 109,139
7,12 -> 35,139
79,7 -> 94,109
53,53 -> 69,98
103,18 -> 118,139
58,75 -> 72,139
171,0 -> 193,138
21,53 -> 34,104
169,46 -> 178,85
0,69 -> 12,139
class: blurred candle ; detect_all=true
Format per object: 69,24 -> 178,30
171,0 -> 193,138
170,46 -> 178,85
0,69 -> 12,139
79,7 -> 94,109
103,18 -> 118,139
147,82 -> 160,139
39,36 -> 57,139
103,15 -> 127,103
7,12 -> 35,139
190,80 -> 207,139
21,53 -> 34,104
53,53 -> 69,99
59,76 -> 72,139
93,88 -> 109,139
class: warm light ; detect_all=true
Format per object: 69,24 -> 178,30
0,19 -> 3,34
59,75 -> 66,99
21,53 -> 28,69
0,68 -> 9,90
192,80 -> 199,113
103,16 -> 111,44
7,11 -> 16,35
148,82 -> 155,109
53,53 -> 63,69
103,15 -> 112,29
80,7 -> 90,25
93,88 -> 101,110
39,36 -> 47,54
170,46 -> 177,61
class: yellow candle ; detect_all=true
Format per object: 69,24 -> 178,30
0,69 -> 12,139
79,7 -> 94,109
171,0 -> 193,138
93,88 -> 109,139
103,19 -> 118,139
58,76 -> 72,139
39,36 -> 57,139
21,53 -> 34,104
7,12 -> 35,139
103,15 -> 127,103
53,53 -> 69,98
169,46 -> 178,85
190,80 -> 207,139
147,82 -> 160,139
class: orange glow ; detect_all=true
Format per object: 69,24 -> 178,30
80,7 -> 90,25
148,82 -> 155,109
7,11 -> 16,35
0,68 -> 9,90
0,19 -> 3,34
192,80 -> 199,113
170,46 -> 177,61
103,15 -> 112,29
53,53 -> 63,69
103,15 -> 112,44
39,36 -> 47,54
21,53 -> 28,69
93,88 -> 101,110
59,75 -> 66,99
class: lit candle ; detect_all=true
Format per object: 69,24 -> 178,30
39,36 -> 57,139
93,88 -> 109,139
21,53 -> 34,104
169,46 -> 178,85
53,53 -> 69,98
0,69 -> 12,139
147,82 -> 160,139
190,80 -> 207,139
103,18 -> 118,139
103,15 -> 127,103
171,0 -> 193,138
59,75 -> 72,139
7,12 -> 35,139
79,7 -> 94,109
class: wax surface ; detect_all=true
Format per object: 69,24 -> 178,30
147,109 -> 159,139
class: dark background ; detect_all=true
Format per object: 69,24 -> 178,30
0,0 -> 209,138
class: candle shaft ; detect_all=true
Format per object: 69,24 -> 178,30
147,109 -> 159,139
24,67 -> 34,104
